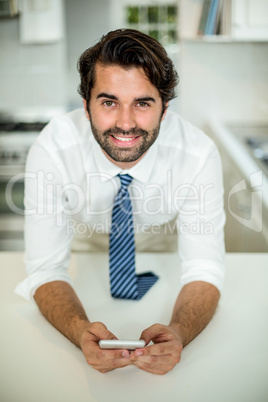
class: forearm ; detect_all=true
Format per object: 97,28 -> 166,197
34,281 -> 133,373
34,281 -> 90,347
169,281 -> 220,347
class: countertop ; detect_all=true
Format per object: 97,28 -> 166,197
1,252 -> 268,402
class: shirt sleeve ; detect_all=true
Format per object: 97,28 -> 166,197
14,143 -> 73,302
177,144 -> 226,292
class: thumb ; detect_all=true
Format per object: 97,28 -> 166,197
139,324 -> 163,345
89,321 -> 118,341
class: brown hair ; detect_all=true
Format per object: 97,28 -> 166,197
77,28 -> 179,112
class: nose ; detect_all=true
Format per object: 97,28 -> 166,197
115,107 -> 136,132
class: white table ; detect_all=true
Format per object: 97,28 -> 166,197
1,252 -> 268,402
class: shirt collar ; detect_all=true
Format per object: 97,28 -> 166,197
91,134 -> 158,184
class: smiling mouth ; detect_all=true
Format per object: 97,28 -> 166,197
111,135 -> 138,142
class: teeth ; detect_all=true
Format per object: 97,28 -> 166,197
113,135 -> 135,142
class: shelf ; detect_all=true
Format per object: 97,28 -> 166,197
180,36 -> 268,43
179,0 -> 268,45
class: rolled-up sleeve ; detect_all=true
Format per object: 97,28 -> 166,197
14,143 -> 73,302
178,145 -> 226,292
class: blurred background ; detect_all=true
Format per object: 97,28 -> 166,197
0,0 -> 267,252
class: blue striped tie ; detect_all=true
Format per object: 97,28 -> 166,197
109,174 -> 158,300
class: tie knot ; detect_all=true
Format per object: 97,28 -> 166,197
119,174 -> 133,189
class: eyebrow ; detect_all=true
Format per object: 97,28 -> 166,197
135,96 -> 156,103
96,93 -> 118,100
96,93 -> 156,103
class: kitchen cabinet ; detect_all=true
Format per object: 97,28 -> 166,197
232,0 -> 268,40
19,0 -> 64,44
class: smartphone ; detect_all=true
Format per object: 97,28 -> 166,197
99,339 -> 145,350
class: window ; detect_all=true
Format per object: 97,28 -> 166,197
109,0 -> 180,111
126,4 -> 178,45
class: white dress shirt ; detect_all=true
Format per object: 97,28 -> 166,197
15,108 -> 225,301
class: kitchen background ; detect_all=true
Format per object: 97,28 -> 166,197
0,0 -> 268,252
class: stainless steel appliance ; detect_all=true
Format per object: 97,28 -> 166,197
0,114 -> 47,250
227,124 -> 268,178
245,135 -> 268,178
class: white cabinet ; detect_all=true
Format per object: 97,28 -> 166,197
232,0 -> 268,40
19,0 -> 64,44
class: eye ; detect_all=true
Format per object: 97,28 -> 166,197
103,100 -> 115,107
137,102 -> 149,108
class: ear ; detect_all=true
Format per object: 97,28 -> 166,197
83,99 -> 90,120
161,102 -> 169,121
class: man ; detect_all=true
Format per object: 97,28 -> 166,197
15,29 -> 225,375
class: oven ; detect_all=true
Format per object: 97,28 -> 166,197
0,117 -> 47,250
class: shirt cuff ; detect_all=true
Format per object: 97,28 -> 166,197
14,270 -> 73,302
180,259 -> 225,293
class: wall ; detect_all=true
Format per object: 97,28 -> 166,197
0,14 -> 67,112
178,41 -> 268,128
178,0 -> 268,129
65,0 -> 111,109
1,0 -> 267,122
0,0 -> 111,113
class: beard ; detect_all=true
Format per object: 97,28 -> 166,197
89,118 -> 161,163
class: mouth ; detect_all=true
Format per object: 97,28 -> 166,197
110,134 -> 140,147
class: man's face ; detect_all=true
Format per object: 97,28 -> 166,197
84,63 -> 167,169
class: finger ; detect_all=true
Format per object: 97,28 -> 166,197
84,344 -> 132,370
132,352 -> 181,375
96,347 -> 131,360
81,322 -> 133,372
91,348 -> 133,371
134,341 -> 182,358
132,359 -> 170,375
83,337 -> 131,359
88,321 -> 118,341
140,323 -> 168,344
131,353 -> 171,365
93,358 -> 133,373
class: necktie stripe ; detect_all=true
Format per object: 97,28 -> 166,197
110,222 -> 133,241
111,204 -> 132,233
109,174 -> 158,300
111,202 -> 132,223
110,253 -> 135,278
114,277 -> 138,299
112,202 -> 130,218
110,234 -> 132,256
116,278 -> 138,298
110,223 -> 134,253
111,273 -> 137,297
110,241 -> 134,260
110,251 -> 135,280
110,260 -> 135,280
111,271 -> 137,294
110,244 -> 135,269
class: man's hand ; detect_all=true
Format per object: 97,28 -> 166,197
80,321 -> 132,373
130,324 -> 183,375
34,282 -> 132,373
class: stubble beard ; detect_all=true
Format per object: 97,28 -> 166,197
89,118 -> 161,163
